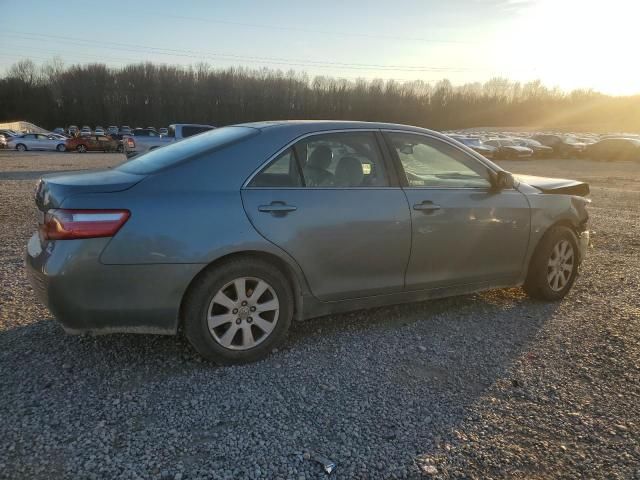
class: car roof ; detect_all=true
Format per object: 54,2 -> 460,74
235,120 -> 443,137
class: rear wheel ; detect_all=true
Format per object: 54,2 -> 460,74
16,144 -> 26,152
76,144 -> 87,153
183,258 -> 293,364
524,226 -> 579,301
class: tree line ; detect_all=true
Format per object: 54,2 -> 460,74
1,59 -> 639,132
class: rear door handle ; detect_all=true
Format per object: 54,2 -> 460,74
413,201 -> 441,212
258,202 -> 297,215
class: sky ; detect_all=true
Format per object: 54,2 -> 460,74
0,0 -> 637,95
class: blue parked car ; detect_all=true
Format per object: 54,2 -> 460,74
26,121 -> 590,364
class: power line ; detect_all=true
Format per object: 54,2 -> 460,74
0,52 -> 449,85
149,13 -> 471,45
1,30 -> 478,73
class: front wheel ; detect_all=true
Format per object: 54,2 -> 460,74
524,226 -> 579,301
56,144 -> 66,152
16,144 -> 27,152
183,258 -> 293,364
76,144 -> 87,153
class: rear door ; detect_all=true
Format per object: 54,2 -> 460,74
383,131 -> 531,289
241,130 -> 411,301
22,134 -> 38,149
96,135 -> 112,150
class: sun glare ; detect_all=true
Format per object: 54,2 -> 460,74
500,0 -> 639,95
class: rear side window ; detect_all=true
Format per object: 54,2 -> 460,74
249,148 -> 302,187
296,132 -> 388,187
117,126 -> 257,175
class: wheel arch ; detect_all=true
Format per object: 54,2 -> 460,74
523,218 -> 580,281
178,250 -> 305,333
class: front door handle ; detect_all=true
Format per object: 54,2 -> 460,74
258,202 -> 297,215
413,201 -> 441,213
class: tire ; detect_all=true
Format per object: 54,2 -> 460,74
183,257 -> 293,364
16,144 -> 26,152
524,226 -> 579,301
116,144 -> 124,153
56,144 -> 66,152
76,144 -> 87,153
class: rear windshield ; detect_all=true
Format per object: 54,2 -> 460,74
182,125 -> 215,137
117,126 -> 257,175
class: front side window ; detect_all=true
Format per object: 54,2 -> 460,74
295,132 -> 388,187
386,133 -> 491,189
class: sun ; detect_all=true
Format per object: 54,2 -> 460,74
497,0 -> 640,95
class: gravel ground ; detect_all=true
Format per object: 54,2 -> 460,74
1,151 -> 639,479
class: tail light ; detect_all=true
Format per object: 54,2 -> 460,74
40,209 -> 130,240
125,138 -> 135,149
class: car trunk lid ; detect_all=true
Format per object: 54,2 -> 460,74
35,168 -> 145,211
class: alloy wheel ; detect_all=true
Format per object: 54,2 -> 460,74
547,239 -> 575,291
207,277 -> 279,350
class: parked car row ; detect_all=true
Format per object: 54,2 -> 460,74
58,124 -> 194,138
2,132 -> 135,153
445,131 -> 640,162
1,123 -> 216,155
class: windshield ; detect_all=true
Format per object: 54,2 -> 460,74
117,126 -> 258,175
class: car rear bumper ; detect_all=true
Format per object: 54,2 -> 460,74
25,233 -> 204,335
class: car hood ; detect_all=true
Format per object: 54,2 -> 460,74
472,145 -> 495,151
515,174 -> 589,196
505,145 -> 532,152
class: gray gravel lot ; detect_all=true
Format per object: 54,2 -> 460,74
1,151 -> 639,479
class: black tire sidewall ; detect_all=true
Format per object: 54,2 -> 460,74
183,259 -> 293,364
525,226 -> 580,301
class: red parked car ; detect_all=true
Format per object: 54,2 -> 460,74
66,135 -> 119,153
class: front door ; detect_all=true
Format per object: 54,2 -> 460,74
383,131 -> 531,290
242,131 -> 411,301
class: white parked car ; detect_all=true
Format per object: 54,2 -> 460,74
80,126 -> 92,136
107,126 -> 118,135
8,133 -> 67,152
94,127 -> 105,136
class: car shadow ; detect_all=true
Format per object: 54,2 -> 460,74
0,287 -> 559,477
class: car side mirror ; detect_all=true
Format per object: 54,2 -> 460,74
493,170 -> 515,190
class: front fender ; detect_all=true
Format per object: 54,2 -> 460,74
520,191 -> 590,281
